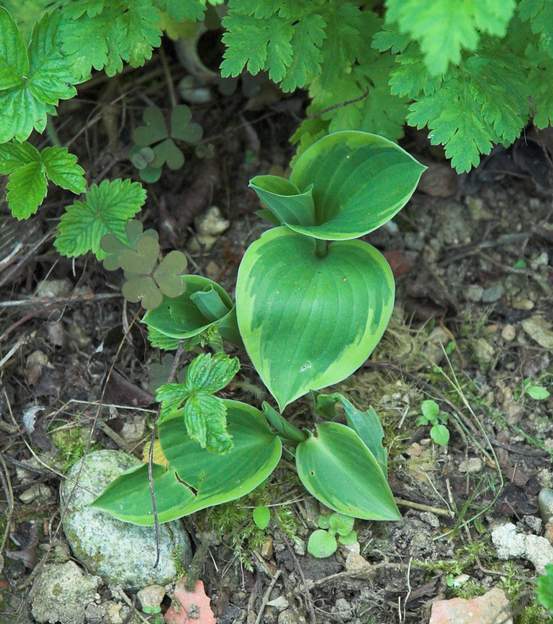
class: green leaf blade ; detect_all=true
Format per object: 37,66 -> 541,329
236,228 -> 395,410
296,422 -> 400,521
7,160 -> 47,219
41,146 -> 87,194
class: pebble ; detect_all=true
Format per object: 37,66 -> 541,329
539,488 -> 553,523
482,284 -> 504,303
458,458 -> 483,474
429,587 -> 512,624
512,297 -> 534,311
522,316 -> 553,350
472,338 -> 494,365
501,325 -> 516,341
278,610 -> 307,624
35,279 -> 72,299
491,522 -> 553,573
30,561 -> 101,624
267,596 -> 290,611
137,585 -> 165,614
465,285 -> 483,302
61,450 -> 192,588
19,484 -> 52,503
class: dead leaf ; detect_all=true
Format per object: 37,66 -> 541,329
164,580 -> 216,624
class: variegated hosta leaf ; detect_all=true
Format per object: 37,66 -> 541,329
92,400 -> 282,525
142,275 -> 241,345
249,131 -> 425,241
296,422 -> 400,521
236,227 -> 394,410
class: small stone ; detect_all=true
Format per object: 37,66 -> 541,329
418,161 -> 458,198
267,596 -> 289,611
545,521 -> 553,546
47,321 -> 66,347
188,206 -> 230,252
278,609 -> 307,624
261,537 -> 274,560
491,522 -> 553,573
539,488 -> 553,524
137,585 -> 165,613
19,484 -> 52,503
482,284 -> 504,303
420,512 -> 440,528
423,327 -> 451,366
501,325 -> 516,341
104,602 -> 126,624
25,350 -> 50,385
523,516 -> 542,534
522,316 -> 553,350
292,536 -> 306,556
84,603 -> 105,624
472,338 -> 494,366
448,574 -> 470,588
35,279 -> 72,299
345,551 -> 370,573
466,197 -> 493,220
30,561 -> 101,624
119,415 -> 146,444
429,587 -> 512,624
465,285 -> 483,302
512,297 -> 535,311
61,450 -> 192,588
458,458 -> 483,474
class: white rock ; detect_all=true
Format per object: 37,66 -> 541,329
491,522 -> 553,573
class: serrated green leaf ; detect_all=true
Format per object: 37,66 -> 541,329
184,352 -> 240,394
157,0 -> 207,22
55,179 -> 146,259
7,160 -> 48,219
41,147 -> 87,194
0,142 -> 39,174
0,10 -> 77,143
184,392 -> 233,453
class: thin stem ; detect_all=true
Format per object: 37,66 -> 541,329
159,47 -> 177,108
46,116 -> 62,146
315,238 -> 329,258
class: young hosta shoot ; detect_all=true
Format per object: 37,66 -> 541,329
156,352 -> 240,453
142,275 -> 241,345
237,131 -> 425,410
101,219 -> 187,310
96,131 -> 421,527
130,105 -> 203,183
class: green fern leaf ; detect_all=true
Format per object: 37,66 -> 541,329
385,0 -> 516,75
54,179 -> 146,259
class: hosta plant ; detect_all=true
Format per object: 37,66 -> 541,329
93,130 -> 424,525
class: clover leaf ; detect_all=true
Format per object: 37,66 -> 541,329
101,219 -> 188,310
130,105 -> 203,183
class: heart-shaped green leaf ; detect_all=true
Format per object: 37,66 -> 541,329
142,275 -> 241,344
296,422 -> 400,521
153,250 -> 188,298
159,400 -> 282,514
151,138 -> 184,170
236,227 -> 394,410
92,463 -> 195,525
139,166 -> 162,183
250,131 -> 425,241
122,275 -> 162,310
130,146 -> 155,170
171,105 -> 203,144
133,106 -> 168,146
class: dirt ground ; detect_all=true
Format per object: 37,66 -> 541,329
1,44 -> 553,624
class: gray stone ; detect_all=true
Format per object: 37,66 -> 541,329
482,284 -> 504,303
491,522 -> 553,573
465,285 -> 483,302
539,488 -> 553,524
61,450 -> 192,588
31,561 -> 101,624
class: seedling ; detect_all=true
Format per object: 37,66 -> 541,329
307,513 -> 358,558
416,400 -> 450,447
130,105 -> 203,183
252,505 -> 271,530
520,378 -> 550,401
537,564 -> 553,613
